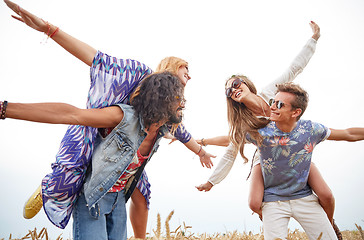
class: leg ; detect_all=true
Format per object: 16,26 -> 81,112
72,193 -> 108,240
262,200 -> 291,240
248,163 -> 264,218
73,192 -> 127,240
106,191 -> 128,240
130,188 -> 148,239
291,194 -> 337,240
308,163 -> 335,224
129,170 -> 151,239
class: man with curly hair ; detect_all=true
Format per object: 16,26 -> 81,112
2,72 -> 185,240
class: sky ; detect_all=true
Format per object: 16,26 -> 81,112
1,0 -> 364,238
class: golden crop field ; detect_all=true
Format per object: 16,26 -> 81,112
2,211 -> 363,240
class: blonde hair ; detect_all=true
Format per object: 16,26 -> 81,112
155,56 -> 188,75
226,75 -> 270,163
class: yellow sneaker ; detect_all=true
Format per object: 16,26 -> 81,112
23,185 -> 43,219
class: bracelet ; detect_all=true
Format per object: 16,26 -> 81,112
50,27 -> 59,38
201,138 -> 206,146
197,145 -> 202,155
196,145 -> 206,158
0,101 -> 8,120
40,20 -> 59,44
45,21 -> 51,38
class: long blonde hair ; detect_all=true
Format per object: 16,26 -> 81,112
226,75 -> 270,163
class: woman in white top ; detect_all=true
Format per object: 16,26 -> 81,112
196,21 -> 337,231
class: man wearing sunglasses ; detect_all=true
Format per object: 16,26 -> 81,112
245,82 -> 364,240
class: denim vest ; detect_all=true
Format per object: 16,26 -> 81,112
82,104 -> 167,216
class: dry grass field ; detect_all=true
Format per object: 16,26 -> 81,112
2,211 -> 363,240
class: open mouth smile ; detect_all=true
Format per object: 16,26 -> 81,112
234,90 -> 242,98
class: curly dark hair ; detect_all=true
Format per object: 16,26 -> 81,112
130,72 -> 184,128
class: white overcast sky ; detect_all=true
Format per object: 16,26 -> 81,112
1,0 -> 364,238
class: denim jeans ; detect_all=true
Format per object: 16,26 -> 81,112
73,191 -> 127,240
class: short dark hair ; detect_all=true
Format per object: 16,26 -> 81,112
130,72 -> 184,128
276,82 -> 309,120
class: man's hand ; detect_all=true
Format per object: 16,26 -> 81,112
199,152 -> 215,169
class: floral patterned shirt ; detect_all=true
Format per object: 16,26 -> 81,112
109,150 -> 149,192
246,120 -> 330,202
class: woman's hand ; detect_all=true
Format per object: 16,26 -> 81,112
196,182 -> 213,192
310,21 -> 320,41
5,0 -> 49,33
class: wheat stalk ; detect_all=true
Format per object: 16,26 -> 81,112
153,213 -> 162,239
355,224 -> 364,240
4,221 -> 364,240
165,210 -> 174,240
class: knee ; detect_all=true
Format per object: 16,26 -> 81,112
131,192 -> 147,209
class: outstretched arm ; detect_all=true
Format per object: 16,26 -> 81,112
260,21 -> 320,101
4,101 -> 122,128
4,0 -> 96,66
196,136 -> 230,147
328,128 -> 364,141
170,124 -> 216,168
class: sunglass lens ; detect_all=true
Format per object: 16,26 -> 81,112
232,79 -> 241,89
226,88 -> 232,98
277,101 -> 284,109
269,99 -> 284,109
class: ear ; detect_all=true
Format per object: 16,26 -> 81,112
291,108 -> 302,119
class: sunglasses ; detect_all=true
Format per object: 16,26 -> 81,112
269,99 -> 286,109
225,78 -> 245,98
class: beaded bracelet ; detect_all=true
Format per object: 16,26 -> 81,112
45,21 -> 51,38
0,101 -> 8,120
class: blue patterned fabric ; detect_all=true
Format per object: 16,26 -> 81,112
246,120 -> 330,202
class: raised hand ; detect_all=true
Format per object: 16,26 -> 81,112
309,21 -> 320,41
4,0 -> 48,33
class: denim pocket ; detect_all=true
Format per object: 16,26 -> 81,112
103,132 -> 132,163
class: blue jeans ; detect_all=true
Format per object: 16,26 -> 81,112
73,191 -> 127,240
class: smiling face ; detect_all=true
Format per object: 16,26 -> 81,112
269,92 -> 301,123
225,77 -> 252,102
168,97 -> 185,124
177,66 -> 191,86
